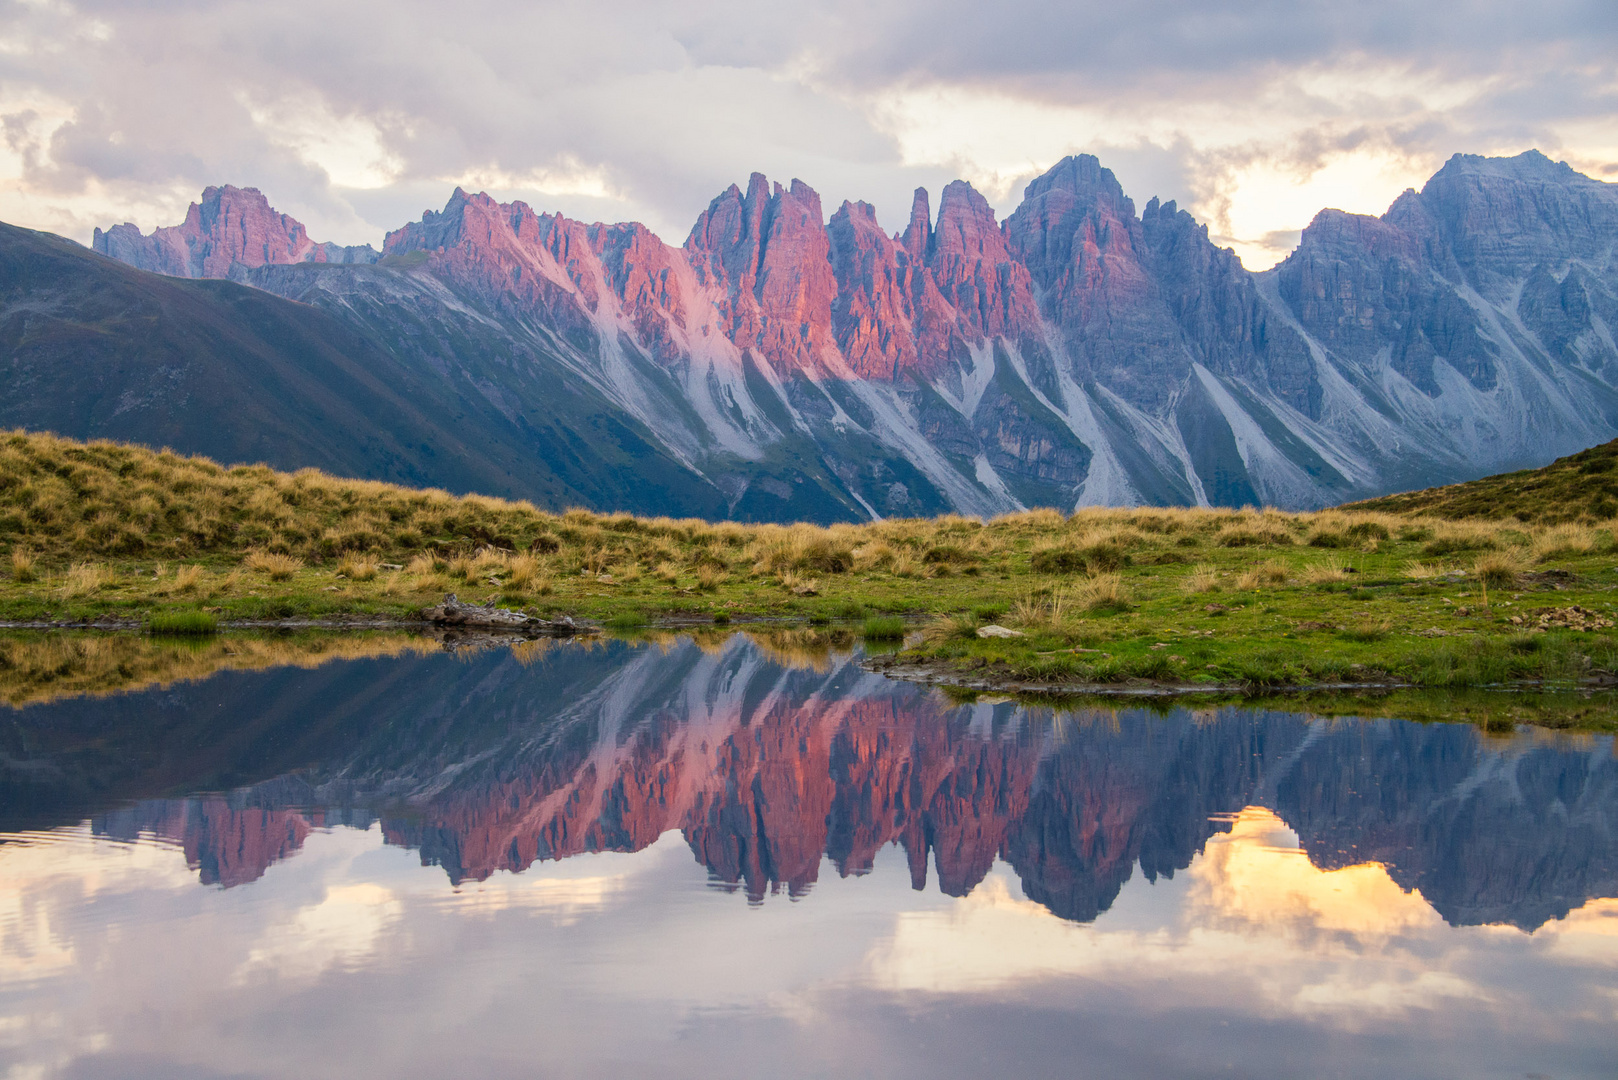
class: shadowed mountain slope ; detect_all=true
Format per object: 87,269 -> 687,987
0,220 -> 725,515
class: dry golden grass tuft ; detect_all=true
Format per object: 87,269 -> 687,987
405,553 -> 439,575
1216,520 -> 1294,548
994,507 -> 1065,530
336,556 -> 378,581
1422,521 -> 1502,556
1236,558 -> 1290,589
1473,548 -> 1529,587
1183,564 -> 1222,594
9,548 -> 36,583
507,552 -> 540,589
1011,588 -> 1069,630
777,570 -> 820,596
889,549 -> 925,578
852,541 -> 896,572
172,564 -> 205,592
1077,573 -> 1130,612
1532,523 -> 1598,563
61,562 -> 113,597
245,551 -> 302,581
1302,556 -> 1349,584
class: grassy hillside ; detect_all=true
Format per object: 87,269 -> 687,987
2,430 -> 1617,693
1347,438 -> 1618,522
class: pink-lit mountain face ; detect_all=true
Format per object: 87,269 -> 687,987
94,185 -> 378,279
93,151 -> 1618,518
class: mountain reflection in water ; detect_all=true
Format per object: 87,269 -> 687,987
4,633 -> 1614,931
3,632 -> 1618,1080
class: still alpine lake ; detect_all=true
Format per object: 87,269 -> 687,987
0,631 -> 1614,1079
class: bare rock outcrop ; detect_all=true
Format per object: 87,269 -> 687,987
92,185 -> 377,278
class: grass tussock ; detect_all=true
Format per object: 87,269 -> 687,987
62,562 -> 113,597
1216,520 -> 1294,548
860,615 -> 906,641
1473,549 -> 1529,587
246,550 -> 302,581
171,564 -> 205,593
1422,523 -> 1500,557
146,609 -> 218,636
1236,559 -> 1290,589
1077,573 -> 1131,613
336,555 -> 379,581
605,610 -> 648,630
1337,620 -> 1391,644
1302,556 -> 1349,584
1533,523 -> 1599,563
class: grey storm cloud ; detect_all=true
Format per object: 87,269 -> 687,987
1,0 -> 1615,254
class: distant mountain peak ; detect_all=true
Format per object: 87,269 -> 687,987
1434,147 -> 1585,183
92,186 -> 378,279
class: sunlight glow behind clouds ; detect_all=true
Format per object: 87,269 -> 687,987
0,0 -> 1614,268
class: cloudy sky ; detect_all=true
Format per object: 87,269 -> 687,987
2,0 -> 1616,270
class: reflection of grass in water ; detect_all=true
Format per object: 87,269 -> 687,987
952,685 -> 1618,735
609,626 -> 858,674
0,631 -> 438,707
4,620 -> 1613,735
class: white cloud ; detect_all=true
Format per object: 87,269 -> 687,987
0,0 -> 1611,268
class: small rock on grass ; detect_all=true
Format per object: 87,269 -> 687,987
977,624 -> 1024,639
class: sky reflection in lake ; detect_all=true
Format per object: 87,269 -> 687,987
0,633 -> 1614,1079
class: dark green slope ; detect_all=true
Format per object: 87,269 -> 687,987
0,222 -> 723,516
1344,437 -> 1618,523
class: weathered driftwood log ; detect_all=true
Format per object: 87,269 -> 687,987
421,593 -> 534,629
420,594 -> 592,635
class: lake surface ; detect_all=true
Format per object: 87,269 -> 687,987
1,632 -> 1615,1079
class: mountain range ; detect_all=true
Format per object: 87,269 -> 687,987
7,149 -> 1616,520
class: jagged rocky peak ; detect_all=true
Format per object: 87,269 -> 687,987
383,186 -> 555,259
902,186 -> 931,259
1274,149 -> 1618,400
1005,154 -> 1138,284
827,199 -> 923,379
92,184 -> 378,279
685,172 -> 841,375
1389,149 -> 1618,284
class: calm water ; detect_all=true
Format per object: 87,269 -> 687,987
1,634 -> 1615,1079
